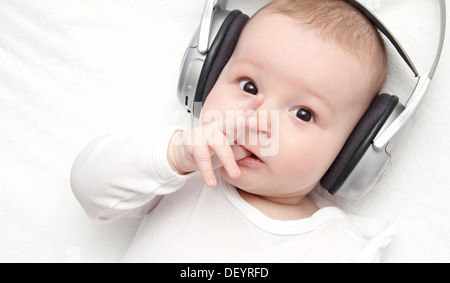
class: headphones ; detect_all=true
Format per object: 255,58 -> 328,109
177,0 -> 446,199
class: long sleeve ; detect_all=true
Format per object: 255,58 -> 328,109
70,128 -> 188,222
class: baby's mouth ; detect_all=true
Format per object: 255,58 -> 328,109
238,147 -> 264,165
249,153 -> 262,162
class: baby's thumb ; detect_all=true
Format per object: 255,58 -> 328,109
210,145 -> 251,173
231,145 -> 252,161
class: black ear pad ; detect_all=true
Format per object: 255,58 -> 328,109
321,93 -> 400,194
194,11 -> 249,105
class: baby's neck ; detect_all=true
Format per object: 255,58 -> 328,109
237,189 -> 319,221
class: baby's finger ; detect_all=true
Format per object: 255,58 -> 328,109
231,145 -> 252,161
211,144 -> 251,169
193,145 -> 217,188
210,144 -> 241,179
221,94 -> 265,142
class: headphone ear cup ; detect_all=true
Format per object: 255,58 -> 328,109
195,11 -> 249,106
321,93 -> 400,195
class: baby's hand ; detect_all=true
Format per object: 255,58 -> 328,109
167,95 -> 264,187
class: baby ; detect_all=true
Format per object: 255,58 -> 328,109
71,0 -> 394,262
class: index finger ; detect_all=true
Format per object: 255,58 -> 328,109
220,94 -> 265,141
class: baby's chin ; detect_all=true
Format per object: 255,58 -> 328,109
218,167 -> 250,192
218,167 -> 239,186
217,167 -> 272,197
218,166 -> 320,201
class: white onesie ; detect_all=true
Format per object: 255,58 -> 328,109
70,128 -> 395,263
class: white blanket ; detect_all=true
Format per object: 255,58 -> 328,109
1,0 -> 448,263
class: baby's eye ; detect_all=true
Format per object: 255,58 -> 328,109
290,108 -> 315,123
239,80 -> 258,95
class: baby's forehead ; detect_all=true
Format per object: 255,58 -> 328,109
233,12 -> 360,68
227,13 -> 374,107
234,7 -> 384,99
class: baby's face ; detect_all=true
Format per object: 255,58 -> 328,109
202,11 -> 374,200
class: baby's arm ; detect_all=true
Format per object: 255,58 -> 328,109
70,129 -> 187,222
71,95 -> 263,222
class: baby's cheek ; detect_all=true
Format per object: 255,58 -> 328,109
279,149 -> 327,183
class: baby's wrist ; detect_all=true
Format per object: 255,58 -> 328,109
167,130 -> 189,175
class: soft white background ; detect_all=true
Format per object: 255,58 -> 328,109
0,0 -> 448,263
